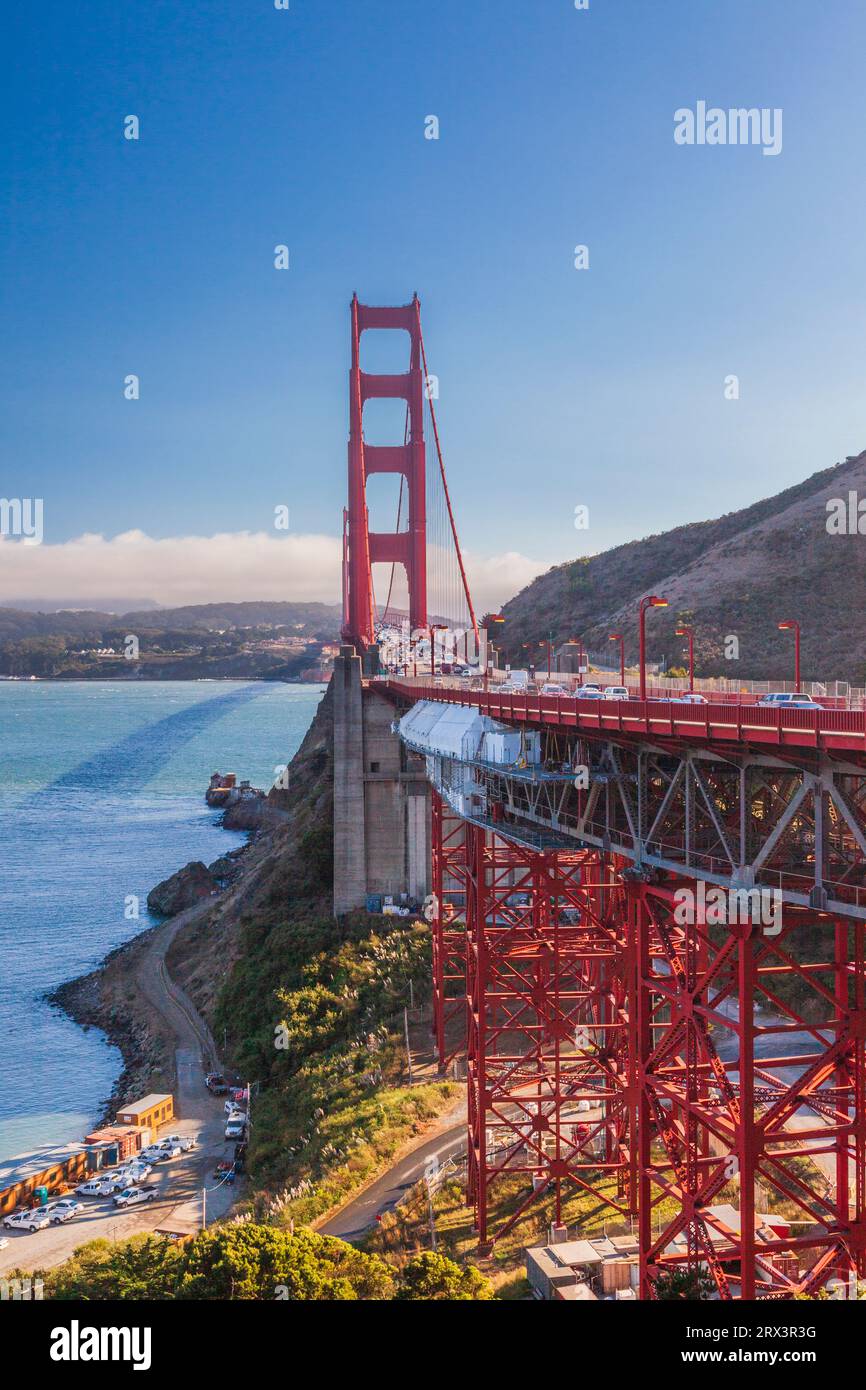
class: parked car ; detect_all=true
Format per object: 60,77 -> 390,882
113,1164 -> 151,1185
3,1207 -> 51,1233
77,1173 -> 124,1197
206,1072 -> 228,1095
139,1145 -> 167,1163
76,1178 -> 107,1197
603,686 -> 629,700
125,1161 -> 153,1179
113,1185 -> 158,1209
224,1118 -> 247,1141
154,1143 -> 182,1161
45,1198 -> 83,1225
161,1133 -> 196,1153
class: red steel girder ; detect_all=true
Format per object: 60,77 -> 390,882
629,878 -> 866,1299
463,827 -> 631,1248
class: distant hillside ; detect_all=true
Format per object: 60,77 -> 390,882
120,600 -> 342,632
0,600 -> 342,643
500,450 -> 866,684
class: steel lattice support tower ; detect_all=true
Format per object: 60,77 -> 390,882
627,877 -> 866,1298
343,294 -> 427,650
431,789 -> 469,1070
462,824 -> 633,1249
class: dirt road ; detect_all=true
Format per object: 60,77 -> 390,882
0,908 -> 239,1277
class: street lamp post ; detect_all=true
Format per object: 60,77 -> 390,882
675,625 -> 695,692
541,636 -> 553,679
778,620 -> 801,692
608,633 -> 625,688
639,596 -> 668,701
429,624 -> 446,678
481,614 -> 504,690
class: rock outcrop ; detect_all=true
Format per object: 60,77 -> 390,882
147,860 -> 217,916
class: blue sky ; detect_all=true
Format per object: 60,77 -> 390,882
2,0 -> 865,607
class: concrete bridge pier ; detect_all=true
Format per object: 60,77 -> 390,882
332,646 -> 430,915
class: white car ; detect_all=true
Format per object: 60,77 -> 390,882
153,1143 -> 182,1161
75,1175 -> 123,1197
581,683 -> 602,693
538,682 -> 568,697
139,1146 -> 166,1163
113,1185 -> 157,1209
674,692 -> 708,704
45,1198 -> 83,1225
603,686 -> 629,700
3,1207 -> 51,1233
76,1178 -> 107,1197
758,691 -> 796,705
112,1165 -> 149,1186
161,1134 -> 196,1153
224,1118 -> 247,1141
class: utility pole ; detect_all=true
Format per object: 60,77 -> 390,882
202,1186 -> 207,1231
404,1007 -> 414,1085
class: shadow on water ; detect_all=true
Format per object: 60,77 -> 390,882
31,682 -> 271,797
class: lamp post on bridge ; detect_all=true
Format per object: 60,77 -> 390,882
539,636 -> 553,680
639,596 -> 668,701
608,633 -> 625,688
778,620 -> 801,693
429,623 -> 447,679
675,624 -> 695,692
481,613 -> 504,690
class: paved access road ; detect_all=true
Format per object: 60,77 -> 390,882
319,1113 -> 466,1243
0,907 -> 239,1279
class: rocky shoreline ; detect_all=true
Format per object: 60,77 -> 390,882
47,808 -> 264,1124
48,925 -> 172,1126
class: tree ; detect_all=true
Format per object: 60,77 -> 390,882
396,1252 -> 494,1301
651,1266 -> 715,1301
38,1235 -> 184,1300
178,1224 -> 396,1301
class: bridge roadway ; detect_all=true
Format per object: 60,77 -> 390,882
381,677 -> 866,760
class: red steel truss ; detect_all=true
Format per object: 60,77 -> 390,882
627,877 -> 866,1298
462,826 -> 633,1248
430,790 -> 468,1070
429,808 -> 866,1294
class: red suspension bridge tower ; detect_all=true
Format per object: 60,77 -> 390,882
343,295 -> 427,650
342,294 -> 477,655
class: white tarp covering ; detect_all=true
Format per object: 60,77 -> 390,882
399,701 -> 488,762
399,700 -> 541,767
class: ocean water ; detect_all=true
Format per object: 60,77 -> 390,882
0,680 -> 325,1161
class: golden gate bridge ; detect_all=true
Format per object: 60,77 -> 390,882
340,297 -> 866,1300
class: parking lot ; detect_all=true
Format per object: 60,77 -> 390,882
0,1049 -> 240,1277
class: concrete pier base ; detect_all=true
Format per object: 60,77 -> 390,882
332,646 -> 429,914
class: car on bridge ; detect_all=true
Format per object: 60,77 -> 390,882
673,693 -> 708,704
575,687 -> 604,699
758,691 -> 821,709
538,682 -> 569,696
603,686 -> 630,700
